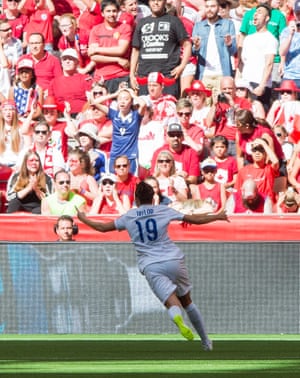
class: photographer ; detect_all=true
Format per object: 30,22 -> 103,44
206,76 -> 252,156
279,1 -> 300,89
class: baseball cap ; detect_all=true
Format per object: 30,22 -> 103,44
167,123 -> 183,133
100,172 -> 117,184
61,48 -> 79,61
17,58 -> 34,70
200,158 -> 217,170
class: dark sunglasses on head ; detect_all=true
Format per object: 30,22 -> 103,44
34,130 -> 48,135
102,180 -> 114,186
57,180 -> 70,185
177,111 -> 191,117
116,164 -> 128,168
158,159 -> 172,164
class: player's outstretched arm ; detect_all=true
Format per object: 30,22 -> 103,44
183,210 -> 229,225
77,208 -> 116,233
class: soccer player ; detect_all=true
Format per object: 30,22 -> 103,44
77,181 -> 229,351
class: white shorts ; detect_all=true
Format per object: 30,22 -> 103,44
143,259 -> 192,304
181,62 -> 196,78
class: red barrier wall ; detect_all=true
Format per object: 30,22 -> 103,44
0,214 -> 299,242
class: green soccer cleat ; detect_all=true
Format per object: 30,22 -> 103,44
173,315 -> 194,341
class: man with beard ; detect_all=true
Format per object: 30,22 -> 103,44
192,0 -> 237,96
150,123 -> 200,185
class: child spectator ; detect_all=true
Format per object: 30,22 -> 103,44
210,135 -> 238,191
191,157 -> 226,213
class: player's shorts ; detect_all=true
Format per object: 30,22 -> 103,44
181,62 -> 196,78
143,258 -> 192,304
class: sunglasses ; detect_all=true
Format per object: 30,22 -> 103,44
281,90 -> 293,95
115,164 -> 128,168
93,91 -> 104,96
34,130 -> 48,135
177,111 -> 191,117
276,133 -> 282,137
168,132 -> 183,138
251,146 -> 265,153
102,180 -> 114,186
0,27 -> 12,32
158,159 -> 172,163
203,168 -> 216,173
57,180 -> 70,185
236,87 -> 247,91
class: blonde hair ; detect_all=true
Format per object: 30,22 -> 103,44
154,150 -> 175,177
0,110 -> 21,154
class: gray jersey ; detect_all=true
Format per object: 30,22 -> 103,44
115,205 -> 184,272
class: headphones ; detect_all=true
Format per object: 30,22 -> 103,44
53,215 -> 79,235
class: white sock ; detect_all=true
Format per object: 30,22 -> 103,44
167,305 -> 182,321
185,303 -> 208,341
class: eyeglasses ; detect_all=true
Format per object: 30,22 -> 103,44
102,180 -> 114,186
57,180 -> 70,185
157,159 -> 172,164
34,130 -> 48,135
0,27 -> 12,32
281,90 -> 293,95
177,111 -> 191,117
93,91 -> 104,96
276,133 -> 282,137
251,146 -> 265,153
167,132 -> 183,138
7,0 -> 20,2
29,41 -> 43,45
115,164 -> 128,168
236,87 -> 247,91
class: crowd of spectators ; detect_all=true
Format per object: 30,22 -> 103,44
0,0 -> 300,216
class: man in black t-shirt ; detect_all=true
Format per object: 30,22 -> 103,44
130,0 -> 191,98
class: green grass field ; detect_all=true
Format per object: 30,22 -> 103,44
0,335 -> 299,377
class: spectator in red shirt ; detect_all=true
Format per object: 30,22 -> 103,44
113,154 -> 140,206
18,0 -> 55,52
88,0 -> 133,92
20,32 -> 62,91
150,123 -> 200,185
0,0 -> 28,43
48,48 -> 92,117
176,97 -> 204,156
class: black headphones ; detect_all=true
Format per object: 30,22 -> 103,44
53,215 -> 79,235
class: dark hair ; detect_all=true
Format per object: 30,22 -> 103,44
54,169 -> 70,182
235,109 -> 270,129
69,148 -> 94,175
256,3 -> 272,17
34,121 -> 50,131
210,135 -> 229,148
135,181 -> 154,205
101,0 -> 120,12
